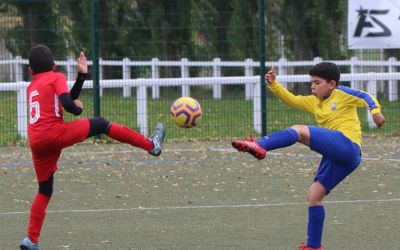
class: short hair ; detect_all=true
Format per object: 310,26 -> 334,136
309,62 -> 340,86
29,44 -> 55,74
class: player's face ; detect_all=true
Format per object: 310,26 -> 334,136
310,76 -> 336,98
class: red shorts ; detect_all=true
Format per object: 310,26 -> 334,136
29,119 -> 90,182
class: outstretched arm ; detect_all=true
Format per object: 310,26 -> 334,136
70,51 -> 88,100
265,66 -> 316,114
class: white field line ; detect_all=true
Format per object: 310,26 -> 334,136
1,198 -> 400,216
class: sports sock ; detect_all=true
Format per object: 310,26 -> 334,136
27,193 -> 50,244
307,205 -> 325,248
257,128 -> 299,150
108,123 -> 153,151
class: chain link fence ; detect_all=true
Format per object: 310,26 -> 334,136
0,0 -> 399,144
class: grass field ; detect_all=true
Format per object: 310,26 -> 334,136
0,136 -> 399,249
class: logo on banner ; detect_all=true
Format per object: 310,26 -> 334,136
348,0 -> 400,49
353,6 -> 391,37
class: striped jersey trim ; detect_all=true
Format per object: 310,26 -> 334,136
337,85 -> 377,110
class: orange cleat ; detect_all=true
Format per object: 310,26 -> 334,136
231,135 -> 266,160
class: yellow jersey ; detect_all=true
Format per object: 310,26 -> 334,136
268,80 -> 382,147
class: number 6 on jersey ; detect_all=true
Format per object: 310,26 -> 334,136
29,90 -> 40,124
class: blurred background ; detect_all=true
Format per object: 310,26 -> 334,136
0,0 -> 398,144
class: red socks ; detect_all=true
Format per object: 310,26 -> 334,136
26,124 -> 153,244
108,123 -> 153,151
27,193 -> 50,244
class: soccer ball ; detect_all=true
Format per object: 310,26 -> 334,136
170,97 -> 202,128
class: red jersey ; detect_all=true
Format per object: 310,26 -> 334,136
27,71 -> 70,144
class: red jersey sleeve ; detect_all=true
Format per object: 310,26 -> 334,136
53,72 -> 70,96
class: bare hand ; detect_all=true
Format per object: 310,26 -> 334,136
73,99 -> 83,110
77,51 -> 88,74
372,113 -> 385,128
265,66 -> 276,84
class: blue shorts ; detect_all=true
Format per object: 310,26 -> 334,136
309,126 -> 362,193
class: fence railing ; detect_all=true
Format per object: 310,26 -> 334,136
2,56 -> 399,101
1,72 -> 400,140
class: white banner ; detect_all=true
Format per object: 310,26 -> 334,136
348,0 -> 400,49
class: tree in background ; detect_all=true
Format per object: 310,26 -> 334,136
279,0 -> 347,60
227,0 -> 259,60
2,0 -> 396,65
1,1 -> 53,56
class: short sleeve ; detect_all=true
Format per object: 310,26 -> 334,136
53,72 -> 70,96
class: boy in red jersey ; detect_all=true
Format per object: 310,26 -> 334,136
20,44 -> 165,250
232,63 -> 385,250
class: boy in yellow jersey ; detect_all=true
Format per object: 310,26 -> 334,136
232,62 -> 385,250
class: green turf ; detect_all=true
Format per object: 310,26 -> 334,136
0,136 -> 399,249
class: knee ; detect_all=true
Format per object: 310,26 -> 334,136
290,125 -> 308,136
39,186 -> 53,198
38,174 -> 54,198
307,182 -> 327,206
290,125 -> 310,144
88,117 -> 111,137
92,117 -> 110,129
307,193 -> 323,206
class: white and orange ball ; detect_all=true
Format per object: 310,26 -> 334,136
170,97 -> 202,128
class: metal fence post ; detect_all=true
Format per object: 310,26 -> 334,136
213,57 -> 221,99
90,0 -> 101,121
99,57 -> 104,97
122,57 -> 131,97
151,58 -> 160,99
181,58 -> 190,96
259,0 -> 266,136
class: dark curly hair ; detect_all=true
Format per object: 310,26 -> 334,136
29,44 -> 55,74
309,62 -> 340,86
